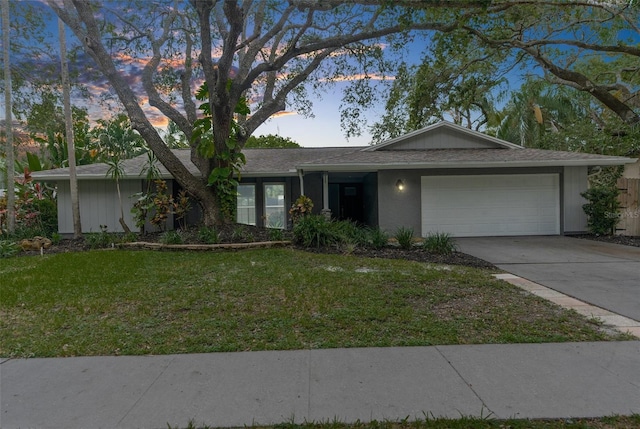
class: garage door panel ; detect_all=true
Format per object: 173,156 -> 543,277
421,174 -> 560,237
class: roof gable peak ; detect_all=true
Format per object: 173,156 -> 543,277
362,121 -> 522,152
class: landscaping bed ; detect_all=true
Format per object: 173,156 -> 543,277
15,223 -> 496,269
571,234 -> 640,248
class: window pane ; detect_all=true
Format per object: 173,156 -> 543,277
264,184 -> 285,229
237,184 -> 256,225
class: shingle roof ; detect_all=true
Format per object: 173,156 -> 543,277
298,148 -> 634,170
32,145 -> 633,181
31,147 -> 360,180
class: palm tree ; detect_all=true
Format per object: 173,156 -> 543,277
489,80 -> 586,148
106,157 -> 131,234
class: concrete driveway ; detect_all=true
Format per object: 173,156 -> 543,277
457,236 -> 640,321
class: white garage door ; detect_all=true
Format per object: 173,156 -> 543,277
421,174 -> 560,237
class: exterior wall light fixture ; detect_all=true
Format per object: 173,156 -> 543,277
396,179 -> 405,191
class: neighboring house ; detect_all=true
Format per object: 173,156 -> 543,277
32,121 -> 634,237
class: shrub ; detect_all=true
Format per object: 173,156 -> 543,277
394,226 -> 414,250
581,186 -> 621,235
160,230 -> 183,245
174,190 -> 192,230
367,227 -> 389,249
0,240 -> 19,259
231,224 -> 255,243
121,232 -> 138,243
198,226 -> 219,244
289,195 -> 314,225
50,232 -> 62,245
85,227 -> 115,249
30,198 -> 58,237
332,220 -> 368,246
268,228 -> 284,241
423,232 -> 457,255
293,214 -> 337,247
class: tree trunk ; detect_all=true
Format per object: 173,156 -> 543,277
199,189 -> 222,227
2,0 -> 16,234
115,179 -> 131,234
58,17 -> 82,238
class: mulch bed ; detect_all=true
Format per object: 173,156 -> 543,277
19,224 -> 638,268
570,234 -> 640,248
17,224 -> 495,269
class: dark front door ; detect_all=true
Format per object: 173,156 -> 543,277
340,183 -> 364,223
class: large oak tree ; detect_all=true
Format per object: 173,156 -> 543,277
46,0 -> 473,225
45,1 -> 640,225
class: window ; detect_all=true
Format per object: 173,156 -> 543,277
264,183 -> 285,229
236,184 -> 256,225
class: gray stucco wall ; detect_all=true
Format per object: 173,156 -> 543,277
378,170 -> 422,234
378,167 -> 571,236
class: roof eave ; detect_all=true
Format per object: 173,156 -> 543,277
298,158 -> 634,172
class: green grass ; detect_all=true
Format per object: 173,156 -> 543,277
0,248 -> 629,358
174,415 -> 640,429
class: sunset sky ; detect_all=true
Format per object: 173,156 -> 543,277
1,1 -> 430,149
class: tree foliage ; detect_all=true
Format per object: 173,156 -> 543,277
39,0 -> 640,225
45,0 -> 491,226
370,1 -> 639,153
245,134 -> 300,149
369,30 -> 512,142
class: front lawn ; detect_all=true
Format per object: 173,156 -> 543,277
0,248 -> 628,358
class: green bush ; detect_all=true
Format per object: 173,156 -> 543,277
50,232 -> 62,245
394,226 -> 414,250
293,214 -> 338,248
0,240 -> 19,259
160,230 -> 184,245
423,231 -> 457,255
268,228 -> 284,241
85,226 -> 115,249
30,198 -> 58,236
198,226 -> 219,244
366,227 -> 389,249
10,225 -> 47,241
121,232 -> 139,243
231,225 -> 254,242
581,186 -> 621,235
332,220 -> 369,246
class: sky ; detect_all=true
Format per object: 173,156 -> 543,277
255,83 -> 380,148
1,1 -> 410,149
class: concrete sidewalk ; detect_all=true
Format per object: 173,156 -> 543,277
2,342 -> 639,429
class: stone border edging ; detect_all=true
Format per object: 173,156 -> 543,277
494,273 -> 640,338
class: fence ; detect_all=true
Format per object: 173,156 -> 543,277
616,178 -> 640,236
